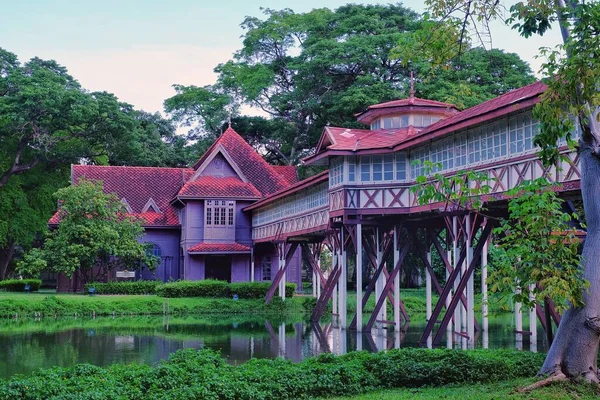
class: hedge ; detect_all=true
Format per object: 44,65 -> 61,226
84,281 -> 161,295
0,348 -> 545,399
0,279 -> 41,292
156,280 -> 296,298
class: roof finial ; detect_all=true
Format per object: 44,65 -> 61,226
409,71 -> 415,100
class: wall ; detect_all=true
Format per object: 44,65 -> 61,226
140,228 -> 181,282
231,255 -> 250,282
180,201 -> 204,279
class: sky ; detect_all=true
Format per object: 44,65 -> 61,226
1,0 -> 563,116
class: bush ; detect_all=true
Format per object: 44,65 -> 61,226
0,348 -> 545,399
155,280 -> 296,298
84,281 -> 160,295
229,282 -> 296,299
156,280 -> 230,298
0,279 -> 41,292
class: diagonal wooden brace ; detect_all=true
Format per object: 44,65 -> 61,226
265,242 -> 299,304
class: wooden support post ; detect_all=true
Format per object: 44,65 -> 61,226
279,243 -> 286,301
515,287 -> 523,350
365,235 -> 413,332
250,247 -> 255,282
310,262 -> 341,322
529,283 -> 537,352
419,222 -> 494,346
481,233 -> 489,332
339,229 -> 347,329
393,225 -> 401,332
426,242 -> 432,321
466,215 -> 475,345
375,229 -> 386,324
356,223 -> 363,332
265,243 -> 299,304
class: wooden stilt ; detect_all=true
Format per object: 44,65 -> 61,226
265,243 -> 299,304
339,229 -> 347,329
393,225 -> 401,332
481,233 -> 489,332
356,223 -> 363,332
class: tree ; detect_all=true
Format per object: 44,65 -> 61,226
18,179 -> 158,283
210,4 -> 535,165
423,0 -> 600,384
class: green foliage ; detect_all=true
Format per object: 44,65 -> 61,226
83,281 -> 160,295
0,279 -> 41,292
0,292 -> 306,318
0,348 -> 545,399
411,161 -> 493,212
489,178 -> 586,312
17,179 -> 158,282
156,280 -> 296,299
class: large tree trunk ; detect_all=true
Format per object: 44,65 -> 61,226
540,147 -> 600,382
0,241 -> 16,280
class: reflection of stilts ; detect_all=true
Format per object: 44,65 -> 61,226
310,321 -> 331,353
264,320 -> 280,355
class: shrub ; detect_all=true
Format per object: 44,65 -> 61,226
0,348 -> 546,399
0,279 -> 41,292
156,280 -> 230,298
229,282 -> 296,299
83,281 -> 161,295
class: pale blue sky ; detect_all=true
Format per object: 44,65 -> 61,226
1,1 -> 562,114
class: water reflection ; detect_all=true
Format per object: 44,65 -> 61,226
0,313 -> 546,380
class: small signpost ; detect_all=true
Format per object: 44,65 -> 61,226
116,270 -> 136,279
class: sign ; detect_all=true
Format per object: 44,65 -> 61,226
116,270 -> 136,278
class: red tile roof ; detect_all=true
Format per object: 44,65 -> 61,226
271,165 -> 299,185
187,242 -> 251,253
366,97 -> 456,110
178,176 -> 261,199
70,165 -> 192,227
306,81 -> 548,162
192,128 -> 290,196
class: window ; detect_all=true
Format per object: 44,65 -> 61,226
469,123 -> 507,165
410,146 -> 430,178
509,113 -> 536,155
329,157 -> 343,187
430,139 -> 454,172
147,243 -> 162,258
347,156 -> 356,182
262,256 -> 272,280
205,200 -> 235,226
455,133 -> 467,168
395,153 -> 407,180
372,155 -> 383,181
371,120 -> 381,130
383,154 -> 394,180
360,156 -> 371,181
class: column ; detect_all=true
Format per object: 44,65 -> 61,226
529,284 -> 537,352
250,248 -> 255,282
515,287 -> 523,350
356,223 -> 363,332
426,242 -> 432,321
376,229 -> 386,323
466,215 -> 475,347
339,229 -> 347,329
278,244 -> 286,301
393,225 -> 401,332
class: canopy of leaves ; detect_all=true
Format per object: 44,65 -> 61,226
208,4 -> 535,164
18,179 -> 158,281
489,178 -> 586,312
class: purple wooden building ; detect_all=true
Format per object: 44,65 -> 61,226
53,127 -> 302,292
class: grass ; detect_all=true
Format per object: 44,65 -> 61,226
0,292 -> 308,318
328,379 -> 600,399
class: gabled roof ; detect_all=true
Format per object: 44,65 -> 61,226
69,165 -> 192,227
272,165 -> 299,185
187,242 -> 251,254
306,81 -> 548,163
355,97 -> 458,124
177,176 -> 261,199
192,127 -> 289,196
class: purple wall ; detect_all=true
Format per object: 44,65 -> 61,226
231,255 -> 250,282
187,255 -> 205,280
140,228 -> 181,282
180,201 -> 204,279
200,154 -> 238,178
236,202 -> 253,245
253,245 -> 302,289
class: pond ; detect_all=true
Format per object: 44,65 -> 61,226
0,313 -> 547,380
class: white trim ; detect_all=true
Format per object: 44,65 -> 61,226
141,198 -> 161,213
121,198 -> 133,213
190,144 -> 249,183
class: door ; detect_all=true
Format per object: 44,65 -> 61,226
205,255 -> 232,282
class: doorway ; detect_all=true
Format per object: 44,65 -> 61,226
205,255 -> 232,282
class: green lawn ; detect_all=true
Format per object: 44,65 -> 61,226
328,379 -> 600,400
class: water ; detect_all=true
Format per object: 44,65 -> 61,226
0,314 -> 548,380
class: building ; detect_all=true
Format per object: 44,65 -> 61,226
52,127 -> 302,292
